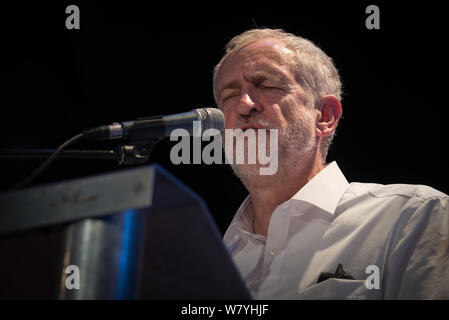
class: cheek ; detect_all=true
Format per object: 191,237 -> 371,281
278,99 -> 313,129
272,109 -> 288,128
222,109 -> 237,129
269,101 -> 293,128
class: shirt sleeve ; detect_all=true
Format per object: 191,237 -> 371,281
389,195 -> 449,299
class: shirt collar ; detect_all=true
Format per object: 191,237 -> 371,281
225,161 -> 350,237
227,195 -> 255,237
282,161 -> 349,216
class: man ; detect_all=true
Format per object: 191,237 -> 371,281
213,28 -> 449,299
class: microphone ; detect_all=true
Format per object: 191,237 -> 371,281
83,108 -> 225,143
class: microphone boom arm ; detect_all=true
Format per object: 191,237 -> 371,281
0,141 -> 160,166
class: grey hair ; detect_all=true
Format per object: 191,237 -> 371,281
213,28 -> 342,161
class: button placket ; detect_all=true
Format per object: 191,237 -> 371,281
261,210 -> 291,288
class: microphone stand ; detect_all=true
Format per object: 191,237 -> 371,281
0,142 -> 158,166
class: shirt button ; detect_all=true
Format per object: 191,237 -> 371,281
270,248 -> 279,256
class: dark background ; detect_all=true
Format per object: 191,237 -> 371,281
1,1 -> 447,234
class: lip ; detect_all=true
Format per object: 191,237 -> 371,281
239,124 -> 266,131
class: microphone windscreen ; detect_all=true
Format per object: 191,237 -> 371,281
194,108 -> 225,133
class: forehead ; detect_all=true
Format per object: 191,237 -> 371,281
215,39 -> 295,87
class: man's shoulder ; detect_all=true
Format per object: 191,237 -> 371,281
336,182 -> 448,232
346,182 -> 448,202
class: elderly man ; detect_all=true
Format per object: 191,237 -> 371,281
213,28 -> 449,299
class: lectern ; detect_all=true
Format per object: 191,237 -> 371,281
0,165 -> 250,299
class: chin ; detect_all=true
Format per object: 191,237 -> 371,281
230,163 -> 277,186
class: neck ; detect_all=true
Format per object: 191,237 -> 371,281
244,151 -> 325,236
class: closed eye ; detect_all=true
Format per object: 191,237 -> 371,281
260,85 -> 283,91
222,94 -> 239,103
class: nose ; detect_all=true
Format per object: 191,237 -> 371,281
236,91 -> 262,118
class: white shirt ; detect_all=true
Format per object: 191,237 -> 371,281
223,161 -> 449,299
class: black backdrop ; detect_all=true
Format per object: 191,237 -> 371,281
1,1 -> 448,234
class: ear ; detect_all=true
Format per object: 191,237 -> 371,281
315,95 -> 342,137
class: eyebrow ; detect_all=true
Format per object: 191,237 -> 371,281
246,70 -> 288,85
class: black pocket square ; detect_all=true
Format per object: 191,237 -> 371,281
317,263 -> 355,284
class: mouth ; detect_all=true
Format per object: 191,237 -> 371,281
239,124 -> 266,132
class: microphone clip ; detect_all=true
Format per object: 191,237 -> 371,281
115,141 -> 160,166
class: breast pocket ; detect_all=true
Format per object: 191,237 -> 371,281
297,278 -> 381,300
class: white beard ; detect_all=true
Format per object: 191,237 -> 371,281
229,112 -> 316,187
